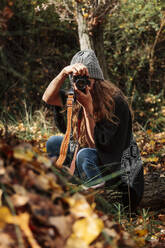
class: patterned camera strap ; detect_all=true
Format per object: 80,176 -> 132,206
56,93 -> 74,168
56,93 -> 81,175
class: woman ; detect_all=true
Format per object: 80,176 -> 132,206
42,49 -> 144,211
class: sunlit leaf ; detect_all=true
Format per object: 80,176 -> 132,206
0,207 -> 41,248
11,194 -> 29,207
37,155 -> 51,167
0,207 -> 12,228
144,157 -> 159,163
135,229 -> 148,237
146,129 -> 152,135
13,145 -> 35,162
15,213 -> 41,248
49,215 -> 73,239
0,158 -> 5,175
65,193 -> 93,218
66,237 -> 88,248
0,190 -> 2,207
67,215 -> 104,246
0,232 -> 15,248
134,236 -> 146,247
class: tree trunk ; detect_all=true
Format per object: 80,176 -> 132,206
76,5 -> 109,80
91,22 -> 109,80
76,10 -> 92,50
139,171 -> 165,210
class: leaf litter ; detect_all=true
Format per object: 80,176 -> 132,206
0,131 -> 165,248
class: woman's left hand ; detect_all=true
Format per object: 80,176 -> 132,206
74,85 -> 93,112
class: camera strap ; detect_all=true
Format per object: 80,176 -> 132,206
69,108 -> 83,175
56,93 -> 74,168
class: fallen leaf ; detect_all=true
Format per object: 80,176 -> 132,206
0,190 -> 2,207
36,155 -> 51,168
144,157 -> 159,163
0,207 -> 41,248
0,159 -> 5,175
135,229 -> 148,237
11,194 -> 29,207
0,232 -> 15,248
13,144 -> 35,162
158,214 -> 165,222
0,207 -> 12,228
67,215 -> 104,245
65,193 -> 93,218
48,215 -> 73,239
66,237 -> 88,248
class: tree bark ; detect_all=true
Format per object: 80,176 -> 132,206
76,3 -> 109,79
139,171 -> 165,210
76,9 -> 92,50
91,22 -> 109,80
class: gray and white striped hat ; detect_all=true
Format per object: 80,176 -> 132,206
70,49 -> 104,81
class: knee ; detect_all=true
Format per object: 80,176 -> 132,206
76,148 -> 89,165
76,148 -> 97,169
46,135 -> 63,156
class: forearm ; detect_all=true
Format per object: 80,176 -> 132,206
42,70 -> 67,106
83,107 -> 95,148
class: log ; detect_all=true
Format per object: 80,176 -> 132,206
139,170 -> 165,210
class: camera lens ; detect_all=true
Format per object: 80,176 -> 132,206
72,75 -> 90,93
76,79 -> 86,90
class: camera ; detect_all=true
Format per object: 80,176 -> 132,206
73,75 -> 90,93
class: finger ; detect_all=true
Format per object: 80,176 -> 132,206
74,63 -> 89,76
75,64 -> 85,75
85,85 -> 90,94
72,67 -> 79,76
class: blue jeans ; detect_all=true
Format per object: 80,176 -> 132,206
46,135 -> 103,184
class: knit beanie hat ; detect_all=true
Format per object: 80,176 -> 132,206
70,49 -> 104,80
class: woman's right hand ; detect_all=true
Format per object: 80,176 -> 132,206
61,63 -> 89,77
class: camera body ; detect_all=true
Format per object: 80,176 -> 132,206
73,75 -> 90,93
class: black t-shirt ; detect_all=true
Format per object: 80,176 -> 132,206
94,95 -> 132,165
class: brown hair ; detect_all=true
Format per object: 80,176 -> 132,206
72,80 -> 130,147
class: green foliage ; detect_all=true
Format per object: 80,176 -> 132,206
105,0 -> 164,92
104,0 -> 165,127
0,0 -> 78,117
132,91 -> 165,131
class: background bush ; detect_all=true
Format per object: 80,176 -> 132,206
0,0 -> 78,116
104,0 -> 165,129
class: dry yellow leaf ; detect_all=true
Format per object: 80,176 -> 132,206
66,237 -> 88,248
144,157 -> 159,163
135,228 -> 148,237
16,213 -> 41,248
134,236 -> 146,247
13,145 -> 34,162
67,215 -> 104,246
11,194 -> 29,207
150,140 -> 155,148
159,138 -> 165,143
37,155 -> 51,167
0,190 -> 2,207
42,147 -> 47,152
65,193 -> 93,218
0,207 -> 12,228
146,129 -> 152,135
0,207 -> 41,248
83,13 -> 89,18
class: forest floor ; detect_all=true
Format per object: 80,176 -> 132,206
0,111 -> 165,248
